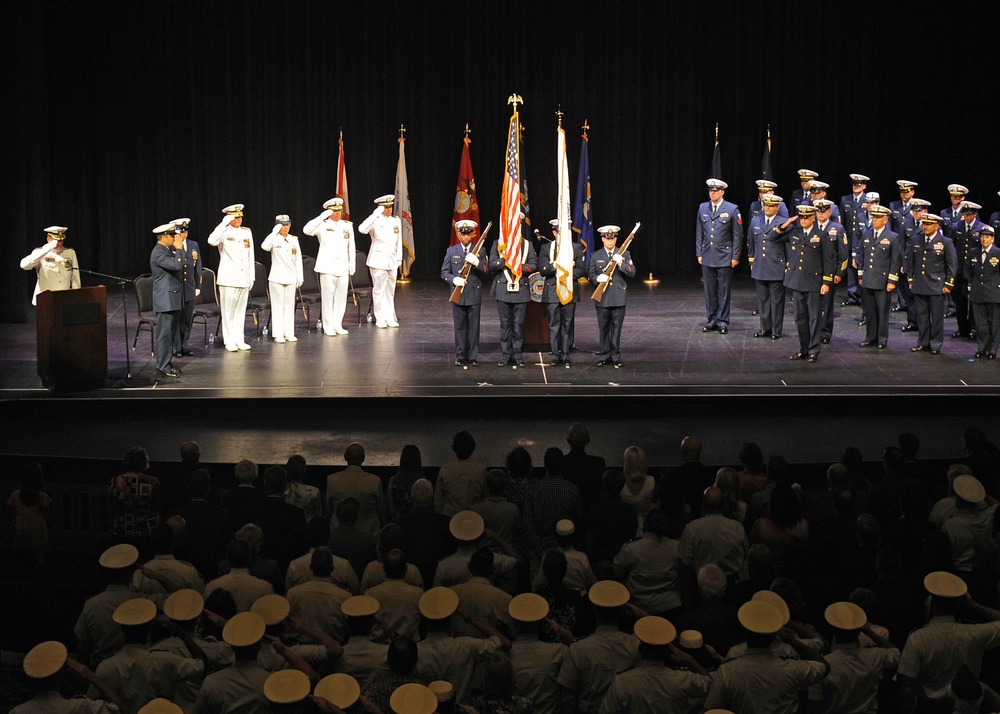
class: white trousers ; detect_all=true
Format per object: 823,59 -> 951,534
370,268 -> 397,325
319,273 -> 349,333
219,285 -> 249,347
269,282 -> 296,340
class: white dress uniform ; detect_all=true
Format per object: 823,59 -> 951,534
358,197 -> 402,328
261,218 -> 304,343
304,205 -> 356,335
207,207 -> 254,351
20,229 -> 81,305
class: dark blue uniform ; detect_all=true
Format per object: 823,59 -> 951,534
748,198 -> 789,222
441,241 -> 489,363
818,219 -> 849,343
773,221 -> 837,359
538,241 -> 586,364
905,229 -> 957,352
950,217 -> 985,337
858,227 -> 901,345
840,192 -> 868,302
173,238 -> 202,355
150,240 -> 184,374
487,238 -> 538,364
695,199 -> 742,329
746,213 -> 787,337
968,242 -> 1000,356
588,247 -> 636,364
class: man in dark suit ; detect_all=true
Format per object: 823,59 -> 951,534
168,468 -> 233,580
967,225 -> 1000,358
857,205 -> 901,349
539,219 -> 587,367
441,220 -> 488,367
257,466 -> 309,574
696,179 -> 742,334
588,225 -> 636,367
171,218 -> 201,359
563,423 -> 607,512
772,204 -> 837,362
747,193 -> 788,339
222,458 -> 267,530
906,214 -> 957,354
150,222 -> 184,378
487,222 -> 538,368
950,201 -> 986,340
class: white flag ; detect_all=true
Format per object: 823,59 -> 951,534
395,137 -> 415,277
556,125 -> 574,304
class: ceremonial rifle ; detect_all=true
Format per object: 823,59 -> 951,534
449,221 -> 493,304
592,222 -> 641,302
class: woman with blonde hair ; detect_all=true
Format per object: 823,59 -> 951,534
620,445 -> 655,534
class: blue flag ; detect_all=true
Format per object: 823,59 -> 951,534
572,128 -> 594,264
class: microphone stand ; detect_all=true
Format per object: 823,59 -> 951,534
74,267 -> 138,381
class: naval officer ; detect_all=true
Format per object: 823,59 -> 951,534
441,220 -> 488,366
588,225 -> 636,367
207,203 -> 254,351
359,194 -> 403,329
304,197 -> 356,336
696,179 -> 742,334
20,225 -> 81,306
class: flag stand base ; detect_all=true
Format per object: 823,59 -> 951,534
396,278 -> 411,285
643,272 -> 661,286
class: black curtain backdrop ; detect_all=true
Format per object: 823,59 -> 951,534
6,0 -> 998,322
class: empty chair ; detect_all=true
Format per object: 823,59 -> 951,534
192,267 -> 221,345
132,274 -> 156,354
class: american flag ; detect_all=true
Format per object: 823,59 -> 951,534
499,111 -> 523,279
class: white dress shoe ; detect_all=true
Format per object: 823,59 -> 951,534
237,342 -> 252,350
286,335 -> 298,342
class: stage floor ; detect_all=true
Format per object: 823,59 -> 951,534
1,276 -> 997,467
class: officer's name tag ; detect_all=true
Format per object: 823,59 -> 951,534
506,281 -> 520,293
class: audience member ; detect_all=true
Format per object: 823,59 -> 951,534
434,430 -> 487,516
562,423 -> 607,511
221,458 -> 265,531
387,444 -> 423,519
326,442 -> 385,536
283,454 -> 322,522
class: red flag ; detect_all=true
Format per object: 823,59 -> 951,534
336,132 -> 351,221
499,110 -> 523,279
450,133 -> 479,246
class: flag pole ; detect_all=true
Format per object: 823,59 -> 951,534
643,115 -> 661,285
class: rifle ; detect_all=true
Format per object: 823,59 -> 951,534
449,221 -> 493,304
592,222 -> 641,302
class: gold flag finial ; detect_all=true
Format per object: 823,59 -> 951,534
464,122 -> 470,139
507,93 -> 523,114
582,118 -> 590,136
399,124 -> 406,139
555,105 -> 564,128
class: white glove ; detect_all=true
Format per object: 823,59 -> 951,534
596,274 -> 610,283
464,253 -> 480,267
453,277 -> 467,287
611,253 -> 624,265
322,209 -> 333,220
195,288 -> 201,297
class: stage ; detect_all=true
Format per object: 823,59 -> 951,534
1,276 -> 996,469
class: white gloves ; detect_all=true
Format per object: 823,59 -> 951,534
453,277 -> 467,287
611,253 -> 624,265
596,274 -> 610,283
195,288 -> 201,297
464,253 -> 480,267
322,209 -> 333,220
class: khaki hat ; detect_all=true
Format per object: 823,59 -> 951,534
952,474 -> 986,504
390,683 -> 438,714
449,510 -> 484,541
264,669 -> 311,705
824,601 -> 867,630
113,598 -> 157,626
99,543 -> 139,569
678,629 -> 704,649
508,593 -> 549,622
23,640 -> 67,679
138,699 -> 183,714
419,586 -> 460,620
251,594 -> 290,626
163,589 -> 204,622
738,600 -> 784,635
588,580 -> 630,608
762,194 -> 784,206
555,519 -> 575,536
752,590 -> 790,625
428,680 -> 455,702
222,611 -> 266,647
314,673 -> 361,709
342,595 -> 380,618
924,571 -> 968,598
633,616 -> 676,646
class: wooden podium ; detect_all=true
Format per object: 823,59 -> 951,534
36,286 -> 108,390
523,301 -> 549,352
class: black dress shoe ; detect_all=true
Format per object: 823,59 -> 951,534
877,342 -> 887,349
751,309 -> 759,316
702,324 -> 718,332
467,360 -> 479,366
891,305 -> 904,312
975,351 -> 984,358
930,349 -> 940,355
901,324 -> 917,332
179,349 -> 193,356
454,359 -> 467,366
564,360 -> 571,368
807,354 -> 818,363
821,337 -> 830,344
497,359 -> 512,367
513,359 -> 525,368
754,330 -> 772,338
859,340 -> 874,347
597,359 -> 610,366
945,309 -> 957,317
173,351 -> 183,358
789,352 -> 805,360
613,360 -> 623,368
910,345 -> 926,352
858,318 -> 867,325
719,326 -> 728,334
951,331 -> 966,339
989,354 -> 996,359
156,368 -> 181,378
549,357 -> 562,365
771,333 -> 782,339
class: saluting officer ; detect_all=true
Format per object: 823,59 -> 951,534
905,214 -> 957,355
839,173 -> 870,307
20,225 -> 81,306
747,193 -> 788,339
967,225 -> 1000,359
359,194 -> 403,329
207,203 -> 254,352
695,178 -> 742,334
304,197 -> 356,336
487,219 -> 537,369
441,220 -> 488,367
170,218 -> 201,358
588,225 -> 636,368
772,204 -> 837,362
857,205 -> 901,349
539,219 -> 587,367
260,214 -> 304,344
